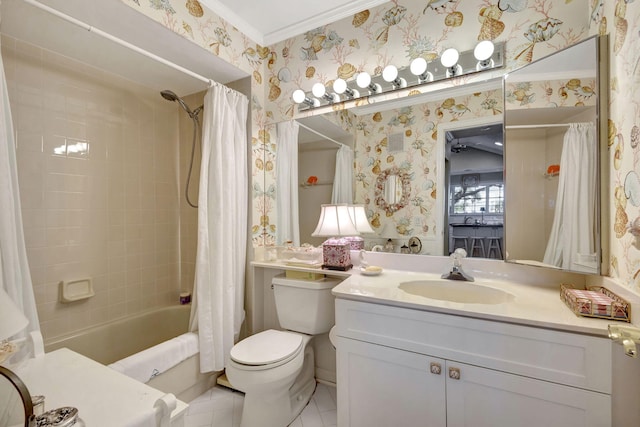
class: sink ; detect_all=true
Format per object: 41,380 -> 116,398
398,279 -> 514,304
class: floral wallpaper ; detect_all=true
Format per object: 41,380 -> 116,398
322,89 -> 502,254
505,78 -> 597,109
121,0 -> 640,294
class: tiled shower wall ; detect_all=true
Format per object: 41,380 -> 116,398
2,34 -> 191,341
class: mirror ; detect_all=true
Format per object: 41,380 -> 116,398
297,81 -> 504,256
0,366 -> 33,427
292,36 -> 604,269
375,167 -> 411,215
504,36 -> 606,274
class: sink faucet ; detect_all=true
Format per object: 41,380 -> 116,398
464,216 -> 473,224
442,248 -> 474,282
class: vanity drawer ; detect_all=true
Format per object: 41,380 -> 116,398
335,299 -> 612,393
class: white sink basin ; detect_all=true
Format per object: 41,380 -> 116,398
398,279 -> 515,305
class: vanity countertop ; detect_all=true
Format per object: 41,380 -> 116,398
331,269 -> 615,337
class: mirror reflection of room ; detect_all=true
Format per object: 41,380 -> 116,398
446,123 -> 504,259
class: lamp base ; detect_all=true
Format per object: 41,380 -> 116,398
322,264 -> 353,271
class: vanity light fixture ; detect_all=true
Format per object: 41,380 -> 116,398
441,48 -> 462,78
409,57 -> 434,83
333,78 -> 359,99
292,89 -> 320,108
311,82 -> 339,103
293,41 -> 504,111
474,40 -> 495,70
356,72 -> 382,94
382,65 -> 407,89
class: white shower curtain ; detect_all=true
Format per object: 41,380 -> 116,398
190,83 -> 249,373
543,123 -> 597,271
275,121 -> 300,246
331,145 -> 354,204
0,46 -> 40,346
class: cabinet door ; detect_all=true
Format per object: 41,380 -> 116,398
445,361 -> 611,427
336,337 -> 446,427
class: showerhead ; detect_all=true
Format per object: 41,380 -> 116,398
160,89 -> 179,102
160,89 -> 195,116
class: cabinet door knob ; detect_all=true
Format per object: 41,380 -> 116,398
430,362 -> 441,375
448,367 -> 461,380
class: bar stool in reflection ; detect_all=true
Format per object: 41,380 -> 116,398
451,236 -> 469,254
486,236 -> 503,259
469,237 -> 486,257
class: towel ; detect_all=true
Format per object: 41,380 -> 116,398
109,332 -> 199,383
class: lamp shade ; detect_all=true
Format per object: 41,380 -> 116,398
348,205 -> 375,234
312,204 -> 359,237
0,288 -> 28,341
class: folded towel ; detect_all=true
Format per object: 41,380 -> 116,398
109,332 -> 199,383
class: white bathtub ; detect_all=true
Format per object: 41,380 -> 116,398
44,305 -> 217,402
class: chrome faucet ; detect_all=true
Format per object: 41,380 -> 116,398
442,248 -> 474,282
464,216 -> 473,224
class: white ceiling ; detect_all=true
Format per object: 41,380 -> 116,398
0,0 -> 388,96
199,0 -> 388,45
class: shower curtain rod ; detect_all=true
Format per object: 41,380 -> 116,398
21,0 -> 214,87
296,121 -> 346,147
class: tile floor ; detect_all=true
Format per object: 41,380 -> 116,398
184,382 -> 337,427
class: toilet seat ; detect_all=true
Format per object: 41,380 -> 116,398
230,330 -> 303,370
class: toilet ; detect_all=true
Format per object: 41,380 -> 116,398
226,274 -> 341,427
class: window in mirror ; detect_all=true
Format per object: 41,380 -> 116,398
451,182 -> 504,215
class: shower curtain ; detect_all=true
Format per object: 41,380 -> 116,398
275,121 -> 300,246
190,83 -> 249,373
331,145 -> 354,204
0,46 -> 40,347
543,123 -> 597,271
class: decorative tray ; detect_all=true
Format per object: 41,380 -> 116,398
560,284 -> 630,322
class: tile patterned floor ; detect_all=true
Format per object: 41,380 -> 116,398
184,382 -> 337,427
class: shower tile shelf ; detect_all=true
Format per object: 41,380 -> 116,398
59,278 -> 94,303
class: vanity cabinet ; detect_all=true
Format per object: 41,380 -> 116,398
335,298 -> 613,427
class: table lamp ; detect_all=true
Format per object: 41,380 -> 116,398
0,288 -> 29,364
312,204 -> 359,270
345,205 -> 375,250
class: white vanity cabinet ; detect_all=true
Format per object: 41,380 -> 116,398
335,298 -> 613,427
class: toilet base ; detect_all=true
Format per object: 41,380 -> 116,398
239,345 -> 315,427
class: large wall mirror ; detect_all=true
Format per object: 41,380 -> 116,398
296,80 -> 504,257
289,35 -> 606,272
504,35 -> 607,275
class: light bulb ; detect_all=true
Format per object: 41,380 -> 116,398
292,88 -> 319,107
410,58 -> 427,76
474,40 -> 495,70
410,57 -> 433,82
312,82 -> 326,98
382,65 -> 398,82
292,89 -> 306,104
440,48 -> 459,68
333,78 -> 347,94
474,40 -> 495,61
356,72 -> 371,89
332,78 -> 359,99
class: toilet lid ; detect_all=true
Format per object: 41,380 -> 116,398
230,330 -> 303,366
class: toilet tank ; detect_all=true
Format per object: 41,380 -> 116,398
272,274 -> 342,335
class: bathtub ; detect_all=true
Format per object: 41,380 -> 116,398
44,305 -> 217,402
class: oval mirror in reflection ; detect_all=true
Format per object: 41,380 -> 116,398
375,167 -> 411,215
0,366 -> 34,427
